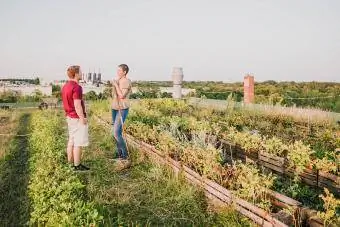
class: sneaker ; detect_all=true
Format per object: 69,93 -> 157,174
74,164 -> 90,171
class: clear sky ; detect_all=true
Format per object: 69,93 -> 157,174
0,0 -> 339,82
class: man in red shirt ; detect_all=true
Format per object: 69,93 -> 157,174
61,65 -> 90,171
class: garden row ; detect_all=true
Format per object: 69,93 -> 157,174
91,101 -> 340,226
28,110 -> 102,225
126,100 -> 339,178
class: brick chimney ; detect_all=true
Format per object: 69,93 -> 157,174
244,74 -> 255,104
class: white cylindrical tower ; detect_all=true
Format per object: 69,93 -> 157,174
172,67 -> 184,99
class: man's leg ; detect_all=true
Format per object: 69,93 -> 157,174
73,120 -> 90,171
66,117 -> 75,164
73,146 -> 82,166
67,139 -> 74,164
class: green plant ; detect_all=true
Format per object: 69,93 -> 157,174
28,111 -> 102,226
262,137 -> 288,156
227,162 -> 275,211
316,188 -> 340,226
287,141 -> 313,176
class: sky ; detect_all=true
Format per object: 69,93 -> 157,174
0,0 -> 340,82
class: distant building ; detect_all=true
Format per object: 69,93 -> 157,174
1,85 -> 52,96
83,69 -> 102,84
82,85 -> 105,95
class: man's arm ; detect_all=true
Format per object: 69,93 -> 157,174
114,80 -> 131,99
112,80 -> 117,97
74,99 -> 87,124
73,86 -> 87,124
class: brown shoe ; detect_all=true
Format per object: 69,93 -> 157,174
114,159 -> 131,171
121,159 -> 131,168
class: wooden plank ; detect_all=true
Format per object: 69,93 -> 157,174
304,168 -> 315,175
204,191 -> 274,227
300,177 -> 317,187
235,205 -> 275,227
318,171 -> 338,182
259,155 -> 285,167
286,169 -> 317,182
267,190 -> 301,207
300,172 -> 317,181
260,151 -> 285,164
318,175 -> 338,185
271,200 -> 290,210
260,161 -> 285,174
233,197 -> 287,227
318,182 -> 340,195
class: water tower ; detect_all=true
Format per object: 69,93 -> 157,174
172,67 -> 184,99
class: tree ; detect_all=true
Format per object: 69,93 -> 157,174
85,91 -> 98,101
52,85 -> 61,92
33,77 -> 40,85
103,86 -> 113,99
32,89 -> 43,101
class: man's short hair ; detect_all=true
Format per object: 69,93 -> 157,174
67,65 -> 80,78
118,64 -> 129,74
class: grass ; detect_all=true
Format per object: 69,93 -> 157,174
0,112 -> 31,226
0,110 -> 19,158
27,110 -> 101,226
83,118 -> 253,226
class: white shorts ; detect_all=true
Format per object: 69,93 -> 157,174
66,117 -> 89,147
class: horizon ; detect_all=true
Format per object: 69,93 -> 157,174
2,77 -> 340,85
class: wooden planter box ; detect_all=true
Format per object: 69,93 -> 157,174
125,134 -> 288,227
220,139 -> 340,195
93,115 -> 332,226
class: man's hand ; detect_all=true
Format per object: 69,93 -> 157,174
80,118 -> 87,125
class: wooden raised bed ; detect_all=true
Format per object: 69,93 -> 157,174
94,115 -> 293,226
125,135 -> 289,227
220,139 -> 340,196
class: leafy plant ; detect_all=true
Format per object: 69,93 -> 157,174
28,111 -> 102,226
316,188 -> 340,226
287,141 -> 313,176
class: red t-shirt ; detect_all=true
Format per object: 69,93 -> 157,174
61,81 -> 86,118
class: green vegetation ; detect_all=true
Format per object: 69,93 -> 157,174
0,112 -> 30,226
0,90 -> 44,103
28,111 -> 101,226
1,108 -> 251,226
91,99 -> 340,224
134,81 -> 340,112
